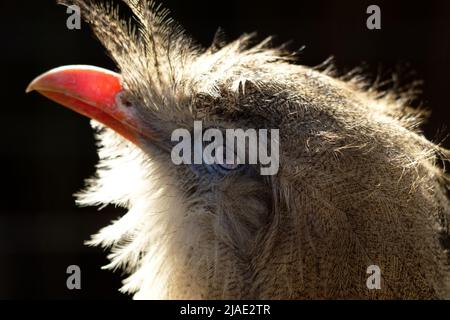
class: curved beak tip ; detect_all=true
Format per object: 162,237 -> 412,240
26,65 -> 151,146
25,80 -> 37,94
26,68 -> 58,94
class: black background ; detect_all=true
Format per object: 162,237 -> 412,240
1,0 -> 449,299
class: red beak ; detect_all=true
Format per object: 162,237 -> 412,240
26,65 -> 146,145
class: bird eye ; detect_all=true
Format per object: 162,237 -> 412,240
217,162 -> 241,171
211,144 -> 244,173
198,141 -> 245,175
209,161 -> 245,176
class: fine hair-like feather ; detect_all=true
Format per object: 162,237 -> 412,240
59,0 -> 450,299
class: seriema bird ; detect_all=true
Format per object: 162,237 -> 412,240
27,0 -> 450,299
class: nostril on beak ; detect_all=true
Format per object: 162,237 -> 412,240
116,92 -> 134,108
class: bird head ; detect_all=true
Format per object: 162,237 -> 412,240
27,0 -> 450,299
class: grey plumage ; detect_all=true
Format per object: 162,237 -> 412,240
59,0 -> 449,299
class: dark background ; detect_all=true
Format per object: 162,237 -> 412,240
0,0 -> 449,299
